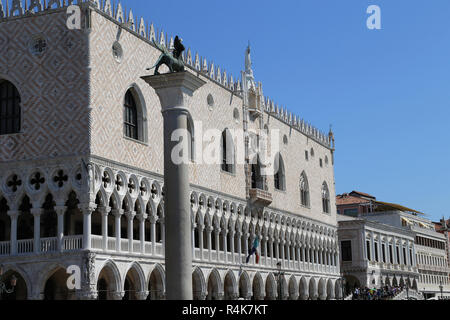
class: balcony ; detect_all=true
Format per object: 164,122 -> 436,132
249,188 -> 273,207
0,236 -> 84,256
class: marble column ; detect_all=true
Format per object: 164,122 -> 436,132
111,209 -> 123,252
138,213 -> 147,254
31,208 -> 43,254
54,206 -> 66,252
126,211 -> 136,253
80,203 -> 97,250
98,206 -> 111,251
142,71 -> 205,300
7,210 -> 19,255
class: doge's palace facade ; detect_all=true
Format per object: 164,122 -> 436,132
0,0 -> 341,300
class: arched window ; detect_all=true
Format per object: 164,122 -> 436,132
221,129 -> 235,173
299,172 -> 309,207
0,80 -> 21,135
322,182 -> 330,214
251,156 -> 264,190
274,153 -> 286,191
124,90 -> 138,140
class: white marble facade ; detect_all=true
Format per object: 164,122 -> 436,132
0,1 -> 340,300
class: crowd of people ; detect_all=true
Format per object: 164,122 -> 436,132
350,286 -> 404,300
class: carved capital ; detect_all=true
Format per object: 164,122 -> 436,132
7,210 -> 20,219
111,209 -> 124,218
54,206 -> 67,216
110,291 -> 125,300
97,206 -> 111,217
30,208 -> 44,217
137,213 -> 148,222
136,291 -> 149,300
79,202 -> 97,214
125,211 -> 136,221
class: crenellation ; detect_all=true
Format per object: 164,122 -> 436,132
115,1 -> 123,23
127,8 -> 134,31
103,0 -> 112,16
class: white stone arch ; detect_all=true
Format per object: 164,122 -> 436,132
123,83 -> 148,143
192,267 -> 207,300
96,260 -> 123,299
2,264 -> 31,300
148,263 -> 165,300
38,262 -> 74,300
123,262 -> 147,298
299,277 -> 309,300
206,268 -> 223,300
223,270 -> 238,300
288,275 -> 299,300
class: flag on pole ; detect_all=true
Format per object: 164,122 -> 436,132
246,236 -> 260,264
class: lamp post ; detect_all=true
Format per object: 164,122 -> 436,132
439,280 -> 443,300
276,262 -> 284,301
0,265 -> 17,298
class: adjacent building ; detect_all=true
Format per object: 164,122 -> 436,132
337,192 -> 450,299
337,214 -> 419,295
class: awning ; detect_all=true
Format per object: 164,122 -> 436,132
374,201 -> 425,215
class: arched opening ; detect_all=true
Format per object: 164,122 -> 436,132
43,268 -> 73,300
239,272 -> 250,300
41,194 -> 57,238
274,153 -> 286,191
299,277 -> 309,300
251,156 -> 264,190
64,191 -> 83,236
265,274 -> 276,300
207,270 -> 222,300
224,272 -> 236,300
0,79 -> 21,135
0,197 -> 10,242
321,182 -> 330,214
288,277 -> 298,300
221,129 -> 235,174
299,172 -> 310,207
343,275 -> 360,295
124,89 -> 139,141
156,204 -> 163,243
309,278 -> 317,300
252,274 -> 264,300
326,279 -> 335,300
392,277 -> 398,287
148,266 -> 165,300
0,269 -> 27,300
318,278 -> 327,300
97,263 -> 120,300
91,192 -> 105,237
123,267 -> 142,300
17,196 -> 33,241
192,268 -> 205,300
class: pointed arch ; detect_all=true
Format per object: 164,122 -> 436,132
239,270 -> 251,300
96,260 -> 122,300
221,128 -> 236,174
252,272 -> 265,300
148,264 -> 165,300
288,275 -> 299,300
0,79 -> 21,135
207,268 -> 223,300
321,182 -> 330,214
265,273 -> 277,300
192,267 -> 206,300
274,152 -> 286,191
223,270 -> 238,300
299,171 -> 310,207
299,277 -> 309,300
123,262 -> 146,300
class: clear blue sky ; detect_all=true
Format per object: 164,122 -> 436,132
123,0 -> 450,222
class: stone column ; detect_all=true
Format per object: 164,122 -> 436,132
150,215 -> 157,255
229,230 -> 235,264
191,223 -> 196,259
98,206 -> 111,252
31,208 -> 43,254
142,71 -> 205,300
126,211 -> 136,253
198,224 -> 204,260
236,232 -> 242,264
138,213 -> 148,254
206,226 -> 213,262
264,237 -> 268,266
80,203 -> 97,250
7,210 -> 19,255
370,231 -> 375,262
223,230 -> 228,263
111,209 -> 123,252
215,229 -> 220,261
54,206 -> 66,252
